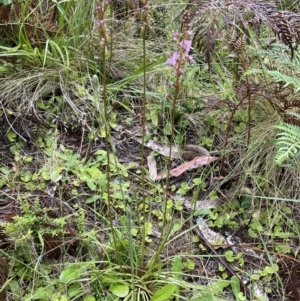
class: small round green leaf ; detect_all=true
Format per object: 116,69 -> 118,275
238,292 -> 246,300
109,283 -> 129,297
7,132 -> 16,142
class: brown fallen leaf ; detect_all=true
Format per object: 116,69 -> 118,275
156,156 -> 218,179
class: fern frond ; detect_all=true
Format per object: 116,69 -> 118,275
182,0 -> 300,65
257,45 -> 300,75
285,112 -> 300,120
244,49 -> 300,123
274,116 -> 300,165
264,70 -> 300,91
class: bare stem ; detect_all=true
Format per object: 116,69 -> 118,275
97,0 -> 121,268
140,1 -> 150,267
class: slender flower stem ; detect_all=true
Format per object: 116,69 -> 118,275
153,25 -> 195,264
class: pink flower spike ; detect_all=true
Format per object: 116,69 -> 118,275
180,40 -> 193,53
186,54 -> 195,64
166,52 -> 180,66
186,30 -> 194,36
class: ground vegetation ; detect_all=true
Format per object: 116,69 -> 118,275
1,0 -> 300,300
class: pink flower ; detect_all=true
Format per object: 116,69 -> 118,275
166,52 -> 180,66
98,20 -> 105,26
185,54 -> 195,64
180,40 -> 193,53
173,30 -> 180,38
